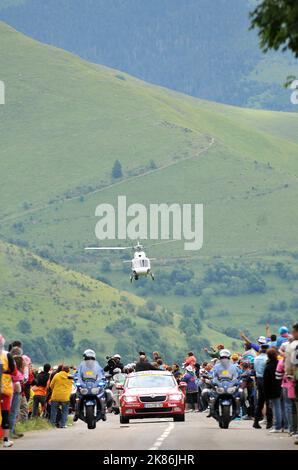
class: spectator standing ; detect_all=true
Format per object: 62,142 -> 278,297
263,348 -> 282,433
253,344 -> 273,429
0,334 -> 16,447
276,343 -> 296,435
9,349 -> 24,439
183,352 -> 197,367
49,366 -> 73,428
182,365 -> 199,412
277,326 -> 290,348
32,363 -> 51,418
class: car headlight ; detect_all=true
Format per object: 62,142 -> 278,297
80,387 -> 88,395
227,386 -> 236,394
169,394 -> 183,401
91,387 -> 100,395
124,396 -> 138,403
216,387 -> 225,394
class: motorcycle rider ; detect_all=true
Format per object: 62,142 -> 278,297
74,349 -> 113,422
210,349 -> 240,418
212,349 -> 239,382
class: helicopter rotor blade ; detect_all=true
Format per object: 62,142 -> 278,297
150,239 -> 181,247
85,246 -> 129,250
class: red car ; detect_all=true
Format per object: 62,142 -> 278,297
118,370 -> 186,424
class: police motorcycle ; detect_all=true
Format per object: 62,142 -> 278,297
74,349 -> 109,429
209,350 -> 241,429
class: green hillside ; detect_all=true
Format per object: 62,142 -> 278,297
0,240 -> 238,363
0,22 -> 297,358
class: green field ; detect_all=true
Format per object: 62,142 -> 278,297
0,239 -> 238,363
0,22 -> 297,363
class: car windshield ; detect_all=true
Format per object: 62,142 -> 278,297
126,374 -> 176,389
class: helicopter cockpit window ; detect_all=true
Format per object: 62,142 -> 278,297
133,259 -> 149,268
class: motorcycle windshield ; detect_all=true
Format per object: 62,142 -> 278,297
80,361 -> 104,381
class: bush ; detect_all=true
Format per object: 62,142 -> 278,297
269,300 -> 288,311
170,267 -> 194,283
174,284 -> 187,296
48,327 -> 74,350
17,319 -> 32,334
112,159 -> 123,179
101,259 -> 111,272
145,300 -> 156,312
199,307 -> 205,319
201,296 -> 213,309
179,317 -> 201,336
186,336 -> 210,359
182,305 -> 195,316
223,327 -> 240,339
105,317 -> 133,335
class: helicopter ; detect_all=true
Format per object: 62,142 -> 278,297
85,241 -> 156,282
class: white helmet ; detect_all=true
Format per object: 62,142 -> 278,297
219,349 -> 231,359
83,349 -> 96,359
113,354 -> 121,359
113,368 -> 122,374
258,336 -> 267,344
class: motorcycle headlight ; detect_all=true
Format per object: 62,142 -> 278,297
124,396 -> 138,403
227,386 -> 236,394
169,394 -> 183,401
216,387 -> 225,394
91,387 -> 100,395
80,387 -> 88,395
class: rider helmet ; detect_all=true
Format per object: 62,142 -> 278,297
219,349 -> 231,359
83,349 -> 96,360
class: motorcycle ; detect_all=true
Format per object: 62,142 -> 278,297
75,377 -> 107,429
210,379 -> 241,429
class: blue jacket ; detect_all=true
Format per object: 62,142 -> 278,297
276,335 -> 289,348
254,353 -> 267,378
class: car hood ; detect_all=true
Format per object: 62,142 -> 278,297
124,387 -> 178,396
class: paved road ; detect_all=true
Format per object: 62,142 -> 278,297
10,413 -> 297,450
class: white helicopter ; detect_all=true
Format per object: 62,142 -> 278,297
85,241 -> 156,282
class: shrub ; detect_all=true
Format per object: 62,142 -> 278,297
17,319 -> 32,334
111,159 -> 123,179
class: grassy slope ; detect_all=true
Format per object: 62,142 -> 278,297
0,240 -> 237,361
0,21 -> 208,217
0,22 -> 298,351
0,239 -> 141,351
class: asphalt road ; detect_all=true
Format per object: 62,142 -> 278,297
9,412 -> 297,451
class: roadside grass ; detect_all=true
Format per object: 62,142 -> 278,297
15,417 -> 52,433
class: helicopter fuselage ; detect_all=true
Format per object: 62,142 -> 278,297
130,250 -> 154,281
